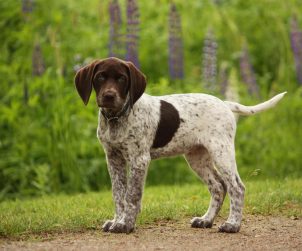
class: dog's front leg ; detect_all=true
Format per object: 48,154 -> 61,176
109,153 -> 150,233
102,148 -> 127,232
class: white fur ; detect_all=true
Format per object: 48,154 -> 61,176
225,92 -> 287,115
99,92 -> 286,233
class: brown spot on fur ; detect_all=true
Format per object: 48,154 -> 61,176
75,57 -> 146,109
152,100 -> 180,148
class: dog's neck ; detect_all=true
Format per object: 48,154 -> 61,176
100,96 -> 131,123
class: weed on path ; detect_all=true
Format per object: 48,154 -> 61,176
1,215 -> 301,251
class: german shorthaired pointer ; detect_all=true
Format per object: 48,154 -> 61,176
75,57 -> 286,234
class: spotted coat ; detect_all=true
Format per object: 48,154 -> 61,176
97,92 -> 286,233
75,57 -> 286,234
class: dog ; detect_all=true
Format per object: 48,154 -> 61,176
75,57 -> 286,233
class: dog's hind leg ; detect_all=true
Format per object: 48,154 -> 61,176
185,146 -> 227,228
207,140 -> 245,233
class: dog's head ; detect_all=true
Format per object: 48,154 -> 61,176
75,57 -> 146,113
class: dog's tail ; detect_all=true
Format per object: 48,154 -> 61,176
224,92 -> 287,116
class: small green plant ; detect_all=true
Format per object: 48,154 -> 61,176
0,179 -> 301,237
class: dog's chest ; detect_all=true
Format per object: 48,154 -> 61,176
97,121 -> 133,146
97,114 -> 153,157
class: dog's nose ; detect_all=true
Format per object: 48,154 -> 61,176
103,91 -> 116,100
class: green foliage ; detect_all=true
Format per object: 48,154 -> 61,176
0,179 -> 301,237
236,90 -> 302,179
0,0 -> 301,199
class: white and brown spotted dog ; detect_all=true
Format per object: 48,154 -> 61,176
75,57 -> 286,234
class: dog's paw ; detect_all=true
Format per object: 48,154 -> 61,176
218,222 -> 240,233
102,220 -> 115,232
190,217 -> 213,228
109,221 -> 134,234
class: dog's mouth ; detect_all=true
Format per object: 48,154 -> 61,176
97,96 -> 119,109
98,101 -> 116,109
98,100 -> 126,115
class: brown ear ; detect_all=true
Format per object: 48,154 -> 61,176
74,60 -> 101,105
126,62 -> 147,108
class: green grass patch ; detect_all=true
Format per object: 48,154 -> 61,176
0,179 -> 301,238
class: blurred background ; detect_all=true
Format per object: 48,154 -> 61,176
0,0 -> 301,201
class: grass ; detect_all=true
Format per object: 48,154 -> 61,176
0,179 -> 301,238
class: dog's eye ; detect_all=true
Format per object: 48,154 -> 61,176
118,76 -> 126,84
98,75 -> 105,82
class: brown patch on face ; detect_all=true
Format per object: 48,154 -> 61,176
93,60 -> 129,112
74,57 -> 147,112
152,100 -> 180,148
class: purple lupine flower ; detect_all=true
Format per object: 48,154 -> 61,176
212,0 -> 222,5
219,65 -> 228,97
126,0 -> 140,68
225,68 -> 240,121
168,3 -> 184,80
22,0 -> 34,14
202,29 -> 217,90
108,0 -> 124,59
239,45 -> 260,97
290,16 -> 302,85
32,42 -> 45,76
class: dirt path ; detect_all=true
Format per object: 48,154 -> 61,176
1,215 -> 301,251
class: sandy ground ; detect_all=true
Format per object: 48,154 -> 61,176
1,215 -> 301,251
